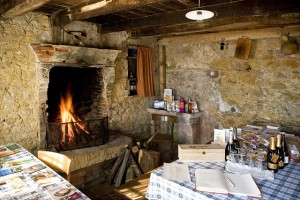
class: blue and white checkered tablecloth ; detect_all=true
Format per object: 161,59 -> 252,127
146,160 -> 300,200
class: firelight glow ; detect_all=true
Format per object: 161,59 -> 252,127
59,91 -> 89,145
60,91 -> 76,123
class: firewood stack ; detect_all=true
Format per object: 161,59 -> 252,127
107,145 -> 160,187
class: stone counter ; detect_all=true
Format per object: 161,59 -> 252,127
147,108 -> 203,144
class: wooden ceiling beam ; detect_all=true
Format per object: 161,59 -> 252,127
68,0 -> 173,21
0,0 -> 50,20
99,0 -> 299,35
131,13 -> 300,37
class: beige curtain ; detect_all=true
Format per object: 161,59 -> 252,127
137,47 -> 155,97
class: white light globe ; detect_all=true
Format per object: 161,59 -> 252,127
185,10 -> 214,20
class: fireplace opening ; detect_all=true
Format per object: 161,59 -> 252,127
46,67 -> 109,151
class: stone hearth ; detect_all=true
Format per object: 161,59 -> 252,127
64,134 -> 132,188
30,43 -> 124,187
30,43 -> 120,150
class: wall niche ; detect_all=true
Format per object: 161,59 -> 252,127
127,48 -> 137,96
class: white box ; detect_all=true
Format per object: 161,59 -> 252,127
178,144 -> 225,162
163,89 -> 172,102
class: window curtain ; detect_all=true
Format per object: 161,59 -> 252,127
137,47 -> 155,97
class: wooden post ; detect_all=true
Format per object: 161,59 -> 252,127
159,45 -> 166,97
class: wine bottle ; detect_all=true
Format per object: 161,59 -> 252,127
225,131 -> 231,161
276,134 -> 284,169
267,136 -> 278,173
225,130 -> 237,161
281,133 -> 290,165
187,98 -> 193,113
232,127 -> 240,152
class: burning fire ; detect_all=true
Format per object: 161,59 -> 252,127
59,91 -> 89,145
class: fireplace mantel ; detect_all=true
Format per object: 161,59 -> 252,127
30,43 -> 120,66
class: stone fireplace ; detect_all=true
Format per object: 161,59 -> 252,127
46,66 -> 109,151
30,43 -> 132,187
30,43 -> 120,150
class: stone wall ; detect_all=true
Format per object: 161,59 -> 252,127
0,13 -> 52,151
161,31 -> 300,143
0,13 -> 158,152
63,21 -> 100,47
101,32 -> 159,142
0,12 -> 299,151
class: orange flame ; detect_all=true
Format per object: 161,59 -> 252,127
60,91 -> 76,123
59,91 -> 89,145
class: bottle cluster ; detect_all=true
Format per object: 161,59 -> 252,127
163,89 -> 199,113
166,96 -> 199,113
225,128 -> 240,161
267,133 -> 290,173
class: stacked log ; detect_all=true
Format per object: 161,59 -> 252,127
107,145 -> 160,187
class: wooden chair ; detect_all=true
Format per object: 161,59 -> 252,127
38,150 -> 71,182
148,114 -> 177,163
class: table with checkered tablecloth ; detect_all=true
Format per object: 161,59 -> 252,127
146,160 -> 300,200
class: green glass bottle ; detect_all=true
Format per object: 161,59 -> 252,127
267,136 -> 278,173
276,134 -> 284,169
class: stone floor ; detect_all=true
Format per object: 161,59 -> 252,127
80,168 -> 152,200
81,184 -> 130,200
78,140 -> 174,200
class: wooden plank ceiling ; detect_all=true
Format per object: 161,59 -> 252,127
0,0 -> 299,37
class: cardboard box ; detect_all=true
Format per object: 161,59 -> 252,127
178,144 -> 225,162
163,89 -> 172,102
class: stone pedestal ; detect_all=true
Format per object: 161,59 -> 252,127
147,108 -> 203,144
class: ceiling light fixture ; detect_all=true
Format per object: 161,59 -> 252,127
185,0 -> 214,21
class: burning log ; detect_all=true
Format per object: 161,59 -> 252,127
47,117 -> 109,152
48,90 -> 110,151
75,124 -> 90,144
63,124 -> 69,144
70,122 -> 80,145
59,90 -> 91,147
